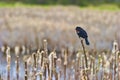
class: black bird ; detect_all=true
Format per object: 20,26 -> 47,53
75,26 -> 90,45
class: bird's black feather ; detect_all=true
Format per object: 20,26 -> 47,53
75,26 -> 90,45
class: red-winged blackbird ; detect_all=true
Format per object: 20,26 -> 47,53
75,26 -> 90,45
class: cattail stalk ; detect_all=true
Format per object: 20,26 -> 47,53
51,52 -> 54,78
6,47 -> 11,80
55,71 -> 58,80
47,62 -> 50,80
43,39 -> 48,58
54,52 -> 57,80
80,40 -> 89,80
24,61 -> 28,80
33,53 -> 37,80
39,73 -> 43,80
44,63 -> 47,80
41,51 -> 44,67
81,40 -> 88,68
112,40 -> 119,80
15,46 -> 20,80
16,56 -> 19,80
118,55 -> 120,80
64,50 -> 67,80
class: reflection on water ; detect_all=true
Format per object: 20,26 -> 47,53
0,52 -> 24,80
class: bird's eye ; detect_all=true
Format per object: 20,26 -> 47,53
76,30 -> 79,33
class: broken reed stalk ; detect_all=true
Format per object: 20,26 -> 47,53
33,53 -> 37,80
44,63 -> 47,80
41,51 -> 44,67
118,55 -> 120,80
6,47 -> 11,80
24,61 -> 28,80
43,39 -> 49,80
55,71 -> 58,80
116,51 -> 119,80
47,62 -> 50,80
43,39 -> 48,58
51,52 -> 54,78
54,52 -> 58,80
114,45 -> 117,80
16,56 -> 19,80
15,46 -> 20,80
39,73 -> 43,80
50,51 -> 58,80
112,40 -> 119,80
64,50 -> 67,80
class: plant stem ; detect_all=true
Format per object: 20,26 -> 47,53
80,40 -> 88,68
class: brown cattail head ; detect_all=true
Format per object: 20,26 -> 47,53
15,46 -> 20,56
6,47 -> 11,67
43,39 -> 48,58
64,50 -> 67,66
112,40 -> 119,53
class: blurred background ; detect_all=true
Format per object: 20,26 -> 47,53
0,0 -> 120,51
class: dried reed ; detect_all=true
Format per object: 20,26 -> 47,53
6,47 -> 11,80
24,61 -> 28,80
33,52 -> 37,80
15,46 -> 20,80
64,49 -> 67,80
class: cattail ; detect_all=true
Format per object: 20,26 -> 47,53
64,50 -> 67,80
21,45 -> 26,55
15,46 -> 20,80
112,40 -> 119,80
39,73 -> 43,80
58,72 -> 60,80
43,63 -> 47,80
23,55 -> 33,80
118,55 -> 120,80
43,39 -> 48,58
6,47 -> 11,80
40,51 -> 44,67
24,61 -> 28,80
53,51 -> 57,80
36,49 -> 40,66
33,52 -> 37,80
55,71 -> 58,80
49,52 -> 54,79
48,51 -> 57,80
112,40 -> 119,54
56,58 -> 62,80
1,45 -> 7,54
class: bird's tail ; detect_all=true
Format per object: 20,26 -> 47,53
85,37 -> 90,45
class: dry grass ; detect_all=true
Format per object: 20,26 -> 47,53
0,39 -> 120,80
0,6 -> 120,51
